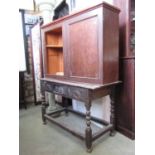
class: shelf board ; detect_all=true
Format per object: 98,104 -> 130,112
46,45 -> 63,48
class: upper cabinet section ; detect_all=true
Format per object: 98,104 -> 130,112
41,2 -> 120,84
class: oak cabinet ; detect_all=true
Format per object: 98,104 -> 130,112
41,2 -> 120,85
40,2 -> 121,152
114,0 -> 135,139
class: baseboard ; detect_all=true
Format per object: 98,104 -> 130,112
116,125 -> 135,140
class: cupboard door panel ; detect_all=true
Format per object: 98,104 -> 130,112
69,16 -> 98,78
64,8 -> 103,83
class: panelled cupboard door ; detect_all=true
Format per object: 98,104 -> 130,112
64,7 -> 104,84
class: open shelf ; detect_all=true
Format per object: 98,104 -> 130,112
45,27 -> 63,46
46,45 -> 64,76
45,27 -> 64,76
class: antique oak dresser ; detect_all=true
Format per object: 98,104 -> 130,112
40,2 -> 121,152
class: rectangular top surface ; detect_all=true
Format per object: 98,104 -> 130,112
41,78 -> 121,90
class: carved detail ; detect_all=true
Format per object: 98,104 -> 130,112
85,101 -> 92,152
110,99 -> 115,124
53,85 -> 66,94
110,89 -> 116,136
41,80 -> 89,102
45,82 -> 54,92
67,87 -> 88,101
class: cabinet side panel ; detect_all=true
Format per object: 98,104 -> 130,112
103,8 -> 119,84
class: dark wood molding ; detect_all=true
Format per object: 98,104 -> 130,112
117,125 -> 135,139
120,56 -> 135,60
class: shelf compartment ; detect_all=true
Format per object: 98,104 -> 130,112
46,48 -> 64,76
45,27 -> 63,46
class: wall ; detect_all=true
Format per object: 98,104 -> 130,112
19,12 -> 26,72
71,0 -> 113,12
19,0 -> 34,10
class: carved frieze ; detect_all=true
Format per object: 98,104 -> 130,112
40,80 -> 89,102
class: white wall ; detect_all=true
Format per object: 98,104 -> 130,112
73,96 -> 111,122
18,13 -> 26,71
71,0 -> 113,12
19,0 -> 34,71
19,0 -> 34,10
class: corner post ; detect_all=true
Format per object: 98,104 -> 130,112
63,97 -> 69,116
41,93 -> 47,124
85,100 -> 92,152
110,87 -> 116,136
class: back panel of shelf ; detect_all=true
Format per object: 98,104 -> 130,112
45,27 -> 63,46
46,48 -> 64,75
45,27 -> 64,76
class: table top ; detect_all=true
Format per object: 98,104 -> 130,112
41,78 -> 121,90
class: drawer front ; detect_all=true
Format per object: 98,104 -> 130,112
41,81 -> 67,95
41,80 -> 89,102
67,87 -> 88,102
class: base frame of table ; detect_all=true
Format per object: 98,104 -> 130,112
41,79 -> 121,152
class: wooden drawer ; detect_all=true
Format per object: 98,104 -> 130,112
41,80 -> 89,102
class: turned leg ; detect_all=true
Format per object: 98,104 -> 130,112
110,89 -> 116,136
64,98 -> 69,116
63,97 -> 69,116
85,101 -> 92,153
